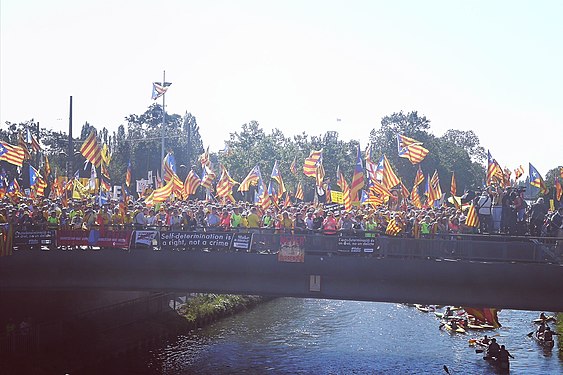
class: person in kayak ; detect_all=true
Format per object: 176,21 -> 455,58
536,322 -> 547,339
487,338 -> 500,358
498,345 -> 513,365
543,327 -> 556,342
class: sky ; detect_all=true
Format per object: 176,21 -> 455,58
1,0 -> 562,176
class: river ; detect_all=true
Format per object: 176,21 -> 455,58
84,298 -> 561,374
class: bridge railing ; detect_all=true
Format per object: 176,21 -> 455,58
5,225 -> 562,265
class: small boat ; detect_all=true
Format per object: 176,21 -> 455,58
467,323 -> 495,330
483,355 -> 509,372
533,315 -> 557,324
415,304 -> 435,313
442,321 -> 466,334
532,332 -> 555,349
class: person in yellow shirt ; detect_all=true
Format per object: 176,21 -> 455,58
111,207 -> 125,227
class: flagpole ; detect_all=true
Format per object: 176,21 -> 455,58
161,70 -> 166,178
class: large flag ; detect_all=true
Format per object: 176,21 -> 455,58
126,161 -> 132,187
385,218 -> 403,236
397,134 -> 429,164
29,165 -> 41,187
410,184 -> 422,209
238,165 -> 262,192
450,172 -> 457,197
295,181 -> 304,201
151,81 -> 172,100
486,150 -> 503,185
465,203 -> 479,228
184,169 -> 201,197
413,165 -> 425,187
270,160 -> 286,193
336,166 -> 352,212
350,144 -> 365,201
463,307 -> 501,328
80,130 -> 102,167
216,164 -> 239,198
303,149 -> 323,177
152,178 -> 175,202
428,170 -> 442,202
163,154 -> 183,193
0,141 -> 26,167
529,163 -> 548,194
382,155 -> 401,190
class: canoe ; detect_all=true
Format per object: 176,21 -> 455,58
467,323 -> 495,330
483,356 -> 509,371
415,304 -> 435,313
443,321 -> 465,334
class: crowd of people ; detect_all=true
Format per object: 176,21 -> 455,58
0,186 -> 562,240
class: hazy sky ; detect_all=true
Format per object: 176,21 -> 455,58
1,0 -> 561,175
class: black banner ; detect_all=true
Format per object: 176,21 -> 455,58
337,237 -> 376,253
159,232 -> 252,251
13,230 -> 56,246
231,233 -> 253,251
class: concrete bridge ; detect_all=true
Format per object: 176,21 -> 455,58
1,233 -> 561,312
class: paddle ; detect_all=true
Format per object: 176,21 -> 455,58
527,331 -> 535,337
443,364 -> 451,374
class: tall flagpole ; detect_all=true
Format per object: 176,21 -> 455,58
161,70 -> 166,178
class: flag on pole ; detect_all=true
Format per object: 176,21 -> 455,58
413,165 -> 425,187
450,172 -> 457,197
486,150 -> 503,185
290,156 -> 297,175
183,169 -> 201,197
428,170 -> 442,203
216,164 -> 239,198
0,141 -> 26,167
151,81 -> 172,100
80,130 -> 102,167
350,144 -> 365,201
465,203 -> 480,228
337,166 -> 352,212
270,160 -> 286,193
29,165 -> 40,187
125,161 -> 132,187
200,165 -> 216,190
238,165 -> 262,192
397,134 -> 429,164
295,181 -> 304,201
382,155 -> 401,189
303,149 -> 323,177
529,163 -> 548,194
26,128 -> 41,152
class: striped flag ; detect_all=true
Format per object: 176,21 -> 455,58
486,150 -> 503,185
411,184 -> 422,209
80,130 -> 102,167
125,161 -> 132,187
514,165 -> 524,180
44,155 -> 51,177
303,149 -> 323,177
152,179 -> 174,203
337,166 -> 352,212
295,181 -> 304,201
350,144 -> 365,202
238,165 -> 262,192
290,156 -> 297,175
370,179 -> 392,200
382,155 -> 401,190
18,132 -> 31,160
465,203 -> 479,228
200,165 -> 216,190
315,159 -> 325,188
385,218 -> 403,236
450,172 -> 457,197
413,165 -> 424,187
100,164 -> 111,192
151,81 -> 172,100
529,163 -> 548,194
428,170 -> 442,202
397,134 -> 429,164
0,141 -> 26,167
555,177 -> 562,201
163,156 -> 183,194
270,160 -> 286,193
183,169 -> 201,197
216,164 -> 238,198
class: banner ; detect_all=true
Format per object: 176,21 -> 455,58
337,237 -> 376,253
278,235 -> 305,262
131,230 -> 159,248
13,230 -> 56,247
331,190 -> 343,204
57,229 -> 132,249
159,231 -> 253,251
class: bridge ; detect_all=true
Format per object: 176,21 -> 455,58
1,229 -> 562,312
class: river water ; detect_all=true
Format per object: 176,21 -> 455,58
88,298 -> 561,374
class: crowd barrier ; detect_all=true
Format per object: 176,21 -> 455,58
4,224 -> 561,264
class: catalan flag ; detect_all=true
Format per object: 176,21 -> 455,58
382,155 -> 401,190
270,160 -> 286,193
397,134 -> 429,164
44,155 -> 51,177
200,165 -> 216,190
514,165 -> 524,180
465,203 -> 479,228
126,161 -> 132,187
238,165 -> 262,192
315,158 -> 325,188
413,165 -> 424,187
29,165 -> 41,187
295,181 -> 304,201
80,130 -> 102,167
289,156 -> 297,175
529,163 -> 548,194
152,178 -> 174,203
385,218 -> 402,236
18,132 -> 31,160
26,128 -> 41,152
555,177 -> 562,201
198,146 -> 210,167
450,172 -> 457,197
370,179 -> 392,200
183,169 -> 201,197
151,81 -> 172,100
428,170 -> 442,203
303,149 -> 323,177
337,165 -> 352,212
0,141 -> 26,167
216,164 -> 239,198
100,164 -> 111,192
410,184 -> 422,209
486,150 -> 503,185
350,144 -> 365,202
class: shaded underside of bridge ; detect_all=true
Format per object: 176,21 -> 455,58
1,249 -> 561,312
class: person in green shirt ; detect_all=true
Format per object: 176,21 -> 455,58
230,207 -> 242,228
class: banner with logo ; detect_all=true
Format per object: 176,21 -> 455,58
337,237 -> 376,253
57,229 -> 132,249
278,235 -> 305,262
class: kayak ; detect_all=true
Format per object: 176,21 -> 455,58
532,332 -> 555,349
533,316 -> 557,324
415,304 -> 435,313
467,323 -> 495,330
483,356 -> 509,371
442,321 -> 466,334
